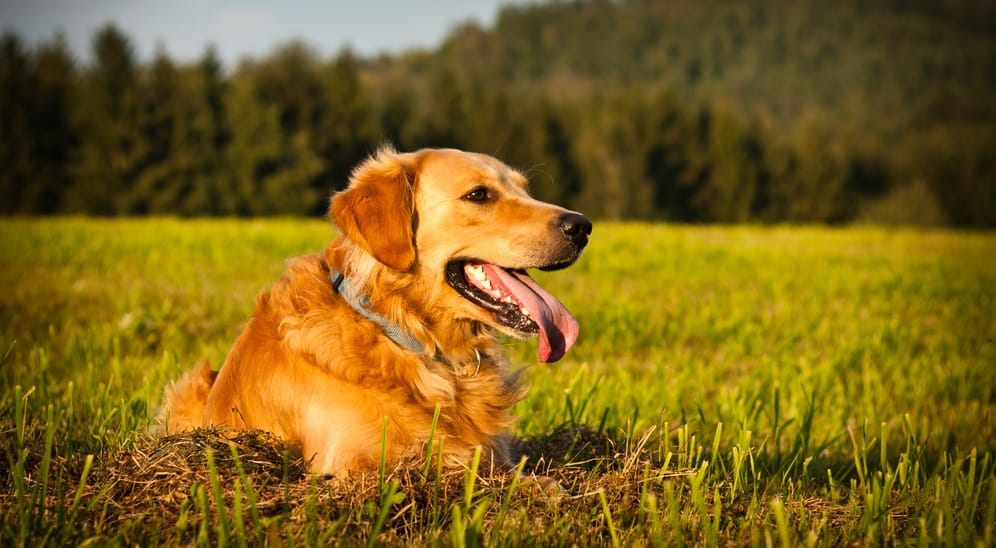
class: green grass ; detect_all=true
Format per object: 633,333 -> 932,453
1,218 -> 994,545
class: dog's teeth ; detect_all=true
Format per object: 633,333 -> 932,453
520,307 -> 530,317
481,279 -> 492,290
466,265 -> 485,280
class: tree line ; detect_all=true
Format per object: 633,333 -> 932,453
2,0 -> 993,225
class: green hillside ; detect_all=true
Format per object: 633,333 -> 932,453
443,0 -> 993,136
404,0 -> 995,223
2,0 -> 993,224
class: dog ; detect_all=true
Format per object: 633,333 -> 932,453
161,147 -> 592,476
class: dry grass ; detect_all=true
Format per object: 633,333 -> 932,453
92,429 -> 306,530
43,424 -> 679,544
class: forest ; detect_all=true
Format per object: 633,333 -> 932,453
2,0 -> 993,225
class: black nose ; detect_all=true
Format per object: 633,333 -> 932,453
558,212 -> 592,245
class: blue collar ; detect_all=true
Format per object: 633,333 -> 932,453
329,268 -> 485,373
330,268 -> 428,356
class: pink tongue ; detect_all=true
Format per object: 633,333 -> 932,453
480,264 -> 579,363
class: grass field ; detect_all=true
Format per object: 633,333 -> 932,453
1,218 -> 994,545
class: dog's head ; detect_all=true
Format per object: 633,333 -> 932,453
330,147 -> 591,363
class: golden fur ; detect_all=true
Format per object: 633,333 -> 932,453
161,147 -> 589,476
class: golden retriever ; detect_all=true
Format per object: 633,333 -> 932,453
161,147 -> 591,476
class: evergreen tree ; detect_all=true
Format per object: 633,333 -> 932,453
132,46 -> 230,215
316,50 -> 375,197
573,93 -> 656,220
250,41 -> 326,140
376,85 -> 417,151
644,88 -> 698,221
224,76 -> 321,215
531,105 -> 582,209
132,49 -> 183,214
688,102 -> 763,222
0,33 -> 34,213
418,66 -> 466,148
784,114 -> 849,222
181,46 -> 230,214
68,24 -> 144,214
25,35 -> 77,213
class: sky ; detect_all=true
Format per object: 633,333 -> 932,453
1,0 -> 527,67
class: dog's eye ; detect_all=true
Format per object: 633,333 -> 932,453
462,187 -> 494,203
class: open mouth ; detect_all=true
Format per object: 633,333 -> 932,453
445,260 -> 579,363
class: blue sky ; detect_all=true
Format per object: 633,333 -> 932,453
1,0 -> 527,67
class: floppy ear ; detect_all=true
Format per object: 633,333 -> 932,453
330,148 -> 418,271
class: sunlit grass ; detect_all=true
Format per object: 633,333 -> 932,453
1,218 -> 993,544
